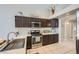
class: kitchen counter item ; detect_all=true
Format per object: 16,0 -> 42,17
42,33 -> 58,35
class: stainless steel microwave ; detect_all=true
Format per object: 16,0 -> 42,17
31,22 -> 41,27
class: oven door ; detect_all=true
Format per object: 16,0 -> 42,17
32,36 -> 42,49
32,36 -> 41,44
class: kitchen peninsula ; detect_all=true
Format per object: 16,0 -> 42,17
14,32 -> 58,50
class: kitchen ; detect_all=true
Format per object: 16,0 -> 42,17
0,4 -> 78,54
14,15 -> 59,53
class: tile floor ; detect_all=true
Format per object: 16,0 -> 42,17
0,39 -> 76,54
27,40 -> 76,54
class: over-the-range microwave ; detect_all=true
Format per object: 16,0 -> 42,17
31,22 -> 41,27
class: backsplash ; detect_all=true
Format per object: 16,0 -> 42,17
52,28 -> 59,34
16,28 -> 31,36
43,30 -> 52,33
16,27 -> 52,36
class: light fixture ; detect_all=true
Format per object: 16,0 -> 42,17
17,11 -> 23,15
66,22 -> 69,25
51,5 -> 55,15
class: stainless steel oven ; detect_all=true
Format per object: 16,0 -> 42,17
30,30 -> 42,48
31,36 -> 42,49
32,36 -> 42,44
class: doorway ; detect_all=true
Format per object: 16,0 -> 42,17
64,20 -> 76,41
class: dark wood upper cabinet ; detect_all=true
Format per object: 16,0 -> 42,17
41,19 -> 51,27
15,16 -> 31,27
15,16 -> 49,27
41,19 -> 46,27
23,17 -> 29,27
15,16 -> 58,27
51,18 -> 58,27
46,20 -> 51,27
23,17 -> 31,27
15,16 -> 23,27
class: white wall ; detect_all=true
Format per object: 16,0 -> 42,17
55,4 -> 71,14
77,10 -> 79,40
59,13 -> 76,42
0,4 -> 52,39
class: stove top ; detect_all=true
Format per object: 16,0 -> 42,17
30,30 -> 41,36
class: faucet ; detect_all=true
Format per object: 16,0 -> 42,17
7,32 -> 17,43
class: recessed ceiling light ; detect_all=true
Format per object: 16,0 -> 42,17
66,22 -> 69,24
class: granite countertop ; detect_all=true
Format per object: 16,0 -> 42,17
14,34 -> 31,39
14,32 -> 59,39
42,33 -> 58,35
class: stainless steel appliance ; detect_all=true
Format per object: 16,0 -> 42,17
31,30 -> 41,36
30,30 -> 42,48
31,22 -> 41,27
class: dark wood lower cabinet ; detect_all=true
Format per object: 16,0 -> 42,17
53,34 -> 58,43
42,35 -> 49,46
27,36 -> 32,49
42,34 -> 58,46
76,40 -> 79,54
49,35 -> 54,44
26,34 -> 58,49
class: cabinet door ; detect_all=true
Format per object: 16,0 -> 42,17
48,34 -> 58,44
51,19 -> 58,27
30,18 -> 35,27
46,20 -> 51,27
41,19 -> 47,27
15,16 -> 23,27
49,34 -> 54,44
15,16 -> 31,27
27,36 -> 32,49
23,17 -> 31,27
23,17 -> 27,27
42,35 -> 49,46
55,19 -> 58,27
41,20 -> 44,27
35,18 -> 40,22
53,34 -> 58,43
51,20 -> 55,27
